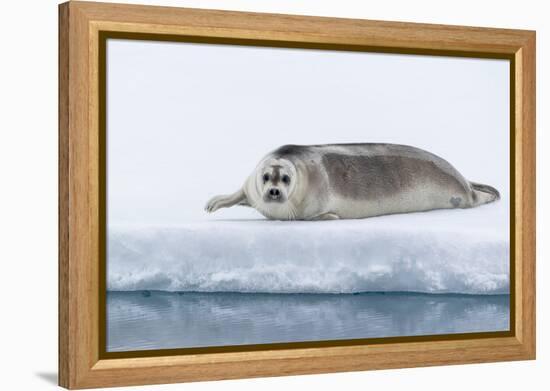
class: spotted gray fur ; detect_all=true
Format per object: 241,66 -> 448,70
450,196 -> 462,207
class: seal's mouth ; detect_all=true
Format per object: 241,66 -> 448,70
264,196 -> 286,203
263,188 -> 286,203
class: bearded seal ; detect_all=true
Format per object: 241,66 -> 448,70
205,143 -> 500,220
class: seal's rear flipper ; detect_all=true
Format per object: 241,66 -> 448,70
470,182 -> 500,206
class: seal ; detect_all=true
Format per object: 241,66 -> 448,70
205,143 -> 500,220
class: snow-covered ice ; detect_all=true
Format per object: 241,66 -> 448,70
108,201 -> 509,295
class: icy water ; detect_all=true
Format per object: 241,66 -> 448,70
107,291 -> 509,352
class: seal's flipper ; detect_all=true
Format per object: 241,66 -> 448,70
470,182 -> 500,206
205,189 -> 247,213
238,199 -> 251,207
310,212 -> 340,221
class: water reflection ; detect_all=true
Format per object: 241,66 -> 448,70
107,291 -> 509,352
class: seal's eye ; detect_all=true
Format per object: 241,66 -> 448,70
282,175 -> 291,185
262,173 -> 270,183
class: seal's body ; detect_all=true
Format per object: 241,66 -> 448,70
205,143 -> 500,220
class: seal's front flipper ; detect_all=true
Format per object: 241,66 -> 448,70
205,189 -> 247,213
310,212 -> 340,221
238,198 -> 251,207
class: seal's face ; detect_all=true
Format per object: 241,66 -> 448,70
257,158 -> 297,206
258,159 -> 296,204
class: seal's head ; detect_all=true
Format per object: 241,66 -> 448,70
247,157 -> 302,220
257,158 -> 297,205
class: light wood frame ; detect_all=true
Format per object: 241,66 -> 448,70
59,1 -> 536,389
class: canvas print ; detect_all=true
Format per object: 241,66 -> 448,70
106,39 -> 510,352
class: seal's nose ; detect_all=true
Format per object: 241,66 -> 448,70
269,188 -> 281,198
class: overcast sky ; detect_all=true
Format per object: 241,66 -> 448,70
107,39 -> 509,224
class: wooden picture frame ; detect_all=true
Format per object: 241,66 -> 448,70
59,1 -> 536,389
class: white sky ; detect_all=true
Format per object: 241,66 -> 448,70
107,39 -> 509,224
